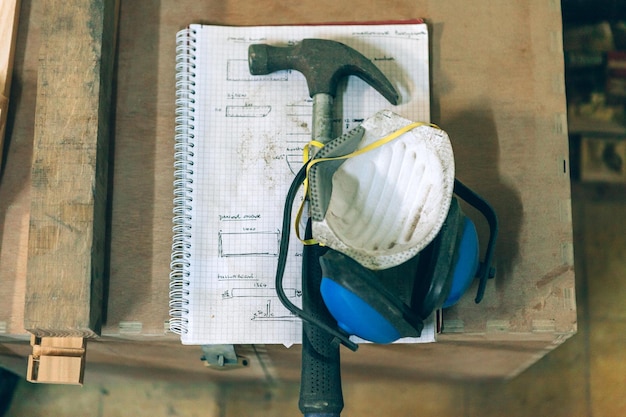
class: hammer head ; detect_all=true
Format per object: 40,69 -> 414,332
249,39 -> 399,105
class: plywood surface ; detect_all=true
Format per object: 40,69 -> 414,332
0,0 -> 575,380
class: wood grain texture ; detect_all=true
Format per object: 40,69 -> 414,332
0,0 -> 21,164
24,0 -> 119,337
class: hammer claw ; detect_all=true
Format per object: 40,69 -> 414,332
249,39 -> 399,105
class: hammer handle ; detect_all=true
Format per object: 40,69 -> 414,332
299,224 -> 343,417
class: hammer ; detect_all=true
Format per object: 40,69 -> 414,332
248,39 -> 399,417
249,39 -> 399,145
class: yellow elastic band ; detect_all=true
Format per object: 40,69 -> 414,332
295,122 -> 439,245
295,140 -> 326,244
303,140 -> 325,163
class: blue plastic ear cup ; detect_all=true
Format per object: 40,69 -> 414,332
319,250 -> 424,344
442,217 -> 479,308
320,277 -> 402,343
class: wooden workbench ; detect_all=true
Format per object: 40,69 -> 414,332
0,0 -> 575,382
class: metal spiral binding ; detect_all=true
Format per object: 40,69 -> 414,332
169,28 -> 197,335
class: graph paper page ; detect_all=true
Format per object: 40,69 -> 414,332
179,22 -> 434,345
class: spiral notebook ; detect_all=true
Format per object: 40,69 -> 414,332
171,22 -> 436,345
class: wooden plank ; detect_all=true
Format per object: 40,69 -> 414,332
24,0 -> 119,339
0,0 -> 21,164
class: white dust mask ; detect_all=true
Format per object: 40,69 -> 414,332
307,110 -> 455,270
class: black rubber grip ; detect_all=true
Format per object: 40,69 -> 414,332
299,225 -> 343,417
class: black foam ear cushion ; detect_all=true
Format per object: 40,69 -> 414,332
411,197 -> 465,318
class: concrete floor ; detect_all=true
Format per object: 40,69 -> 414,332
2,184 -> 624,416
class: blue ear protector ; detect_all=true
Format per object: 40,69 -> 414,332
275,159 -> 498,349
319,195 -> 484,343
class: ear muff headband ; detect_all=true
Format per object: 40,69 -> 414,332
453,179 -> 499,303
443,217 -> 480,308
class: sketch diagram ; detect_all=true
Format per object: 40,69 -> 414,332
226,105 -> 272,117
343,117 -> 365,130
285,103 -> 311,118
227,59 -> 289,82
218,229 -> 280,257
283,101 -> 312,175
251,299 -> 299,322
284,133 -> 309,175
220,284 -> 301,322
286,153 -> 304,175
222,287 -> 301,299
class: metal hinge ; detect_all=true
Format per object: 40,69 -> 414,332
200,344 -> 249,370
